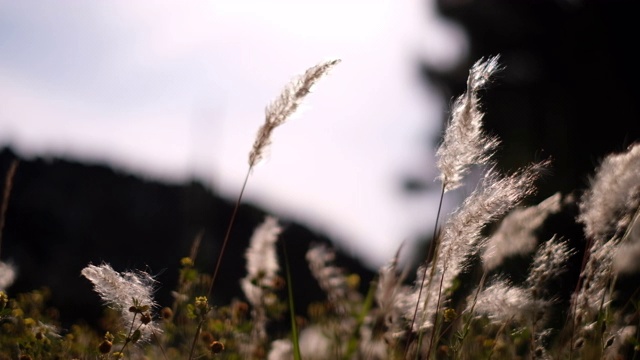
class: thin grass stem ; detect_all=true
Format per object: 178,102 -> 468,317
151,328 -> 169,360
568,234 -> 595,360
188,319 -> 204,360
426,254 -> 449,359
0,159 -> 18,260
452,271 -> 488,360
406,184 -> 446,358
206,168 -> 252,300
282,239 -> 302,360
117,312 -> 139,357
487,316 -> 515,360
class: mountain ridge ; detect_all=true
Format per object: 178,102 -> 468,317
0,146 -> 375,331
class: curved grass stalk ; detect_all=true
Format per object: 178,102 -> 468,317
188,59 -> 340,360
0,159 -> 18,260
406,184 -> 446,359
282,240 -> 302,360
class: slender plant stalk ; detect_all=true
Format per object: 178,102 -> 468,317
634,306 -> 640,360
187,320 -> 204,360
188,173 -> 249,360
206,170 -> 251,300
207,59 -> 339,301
567,232 -> 596,360
407,57 -> 502,359
173,229 -> 204,316
282,240 -> 302,360
568,207 -> 640,359
192,59 -> 339,360
151,329 -> 169,360
117,312 -> 139,356
406,184 -> 446,358
346,278 -> 377,359
0,159 -> 18,259
452,271 -> 488,360
487,316 -> 514,360
426,251 -> 450,359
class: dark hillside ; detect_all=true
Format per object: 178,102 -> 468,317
0,147 -> 375,331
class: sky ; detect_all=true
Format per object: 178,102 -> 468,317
0,0 -> 467,269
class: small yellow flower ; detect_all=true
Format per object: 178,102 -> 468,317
195,296 -> 210,314
443,308 -> 457,322
12,308 -> 24,318
346,274 -> 360,289
180,257 -> 194,267
0,291 -> 8,309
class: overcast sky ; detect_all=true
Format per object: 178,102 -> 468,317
0,0 -> 467,269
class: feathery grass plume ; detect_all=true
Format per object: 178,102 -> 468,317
306,243 -> 362,355
81,263 -> 160,342
569,239 -> 633,360
602,325 -> 637,360
267,326 -> 332,360
578,142 -> 640,243
468,282 -> 549,359
240,216 -> 283,352
406,55 -> 505,352
306,243 -> 362,315
482,192 -> 563,272
525,237 -> 574,354
471,279 -> 548,324
249,59 -> 341,167
435,55 -> 501,192
207,59 -> 341,302
416,162 -> 548,358
297,326 -> 333,360
440,164 -> 546,288
353,245 -> 410,359
461,238 -> 571,360
401,262 -> 438,332
572,239 -> 617,326
268,339 -> 293,360
613,216 -> 640,274
374,246 -> 410,343
573,143 -> 640,328
525,236 -> 574,300
31,320 -> 62,340
604,157 -> 640,275
0,261 -> 16,291
357,326 -> 388,360
241,216 -> 282,304
405,161 -> 548,334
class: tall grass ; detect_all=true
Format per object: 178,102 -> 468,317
0,56 -> 639,360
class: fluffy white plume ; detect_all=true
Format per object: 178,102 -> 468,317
241,215 -> 282,305
240,215 -> 282,350
249,59 -> 340,167
0,261 -> 16,291
436,55 -> 501,192
483,192 -> 564,271
579,143 -> 640,243
81,263 -> 160,340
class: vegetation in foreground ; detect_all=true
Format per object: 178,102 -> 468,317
1,56 -> 639,360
